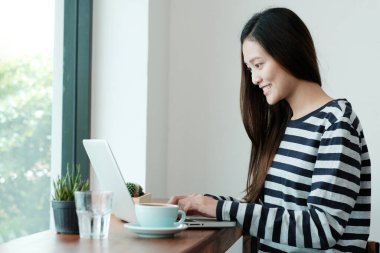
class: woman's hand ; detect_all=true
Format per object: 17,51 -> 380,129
168,193 -> 218,218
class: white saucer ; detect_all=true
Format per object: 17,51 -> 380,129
124,223 -> 188,238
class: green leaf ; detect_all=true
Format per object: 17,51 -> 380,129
51,163 -> 89,201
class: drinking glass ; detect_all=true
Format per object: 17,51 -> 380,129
74,191 -> 113,239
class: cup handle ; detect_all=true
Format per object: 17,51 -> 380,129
174,209 -> 186,226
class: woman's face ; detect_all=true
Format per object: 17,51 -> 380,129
242,39 -> 298,105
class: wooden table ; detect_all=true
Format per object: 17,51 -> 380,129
0,215 -> 242,253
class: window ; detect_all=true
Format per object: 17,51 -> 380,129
0,0 -> 54,242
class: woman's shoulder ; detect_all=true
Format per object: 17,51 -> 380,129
323,98 -> 356,120
288,98 -> 359,131
321,98 -> 363,132
324,98 -> 353,116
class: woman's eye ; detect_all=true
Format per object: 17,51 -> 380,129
255,63 -> 263,69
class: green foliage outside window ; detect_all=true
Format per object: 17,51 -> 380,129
0,55 -> 52,243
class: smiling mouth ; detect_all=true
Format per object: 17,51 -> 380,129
261,84 -> 272,96
260,83 -> 271,89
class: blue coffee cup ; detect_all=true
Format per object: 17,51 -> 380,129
135,203 -> 186,228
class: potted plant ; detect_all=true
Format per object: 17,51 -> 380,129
52,164 -> 89,234
126,182 -> 152,203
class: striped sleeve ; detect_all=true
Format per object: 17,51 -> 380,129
204,194 -> 241,202
216,120 -> 362,250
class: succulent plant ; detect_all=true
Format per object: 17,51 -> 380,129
126,182 -> 144,197
52,164 -> 90,201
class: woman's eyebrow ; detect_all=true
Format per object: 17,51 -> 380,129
249,57 -> 262,64
244,56 -> 262,66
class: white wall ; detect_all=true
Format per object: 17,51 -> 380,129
167,0 -> 249,200
91,0 -> 149,190
146,0 -> 170,198
51,0 -> 63,229
89,0 -> 380,249
91,0 -> 170,197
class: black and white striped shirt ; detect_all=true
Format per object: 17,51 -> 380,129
213,99 -> 371,252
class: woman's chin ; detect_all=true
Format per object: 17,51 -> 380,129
265,95 -> 277,105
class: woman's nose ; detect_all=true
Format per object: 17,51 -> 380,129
251,72 -> 262,85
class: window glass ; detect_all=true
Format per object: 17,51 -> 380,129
0,0 -> 54,243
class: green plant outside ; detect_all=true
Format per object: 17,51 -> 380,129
0,55 -> 52,243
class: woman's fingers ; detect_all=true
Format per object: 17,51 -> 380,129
168,194 -> 217,217
168,194 -> 191,204
178,197 -> 195,213
168,195 -> 179,204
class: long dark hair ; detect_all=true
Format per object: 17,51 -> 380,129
241,8 -> 321,203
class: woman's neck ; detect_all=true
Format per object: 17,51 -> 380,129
287,80 -> 333,120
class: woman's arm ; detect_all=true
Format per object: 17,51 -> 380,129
168,194 -> 241,217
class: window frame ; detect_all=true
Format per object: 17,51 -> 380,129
61,0 -> 92,179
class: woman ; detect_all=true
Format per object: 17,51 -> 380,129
169,7 -> 371,252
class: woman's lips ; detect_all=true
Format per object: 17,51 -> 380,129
262,84 -> 272,96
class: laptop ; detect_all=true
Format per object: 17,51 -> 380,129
83,139 -> 236,228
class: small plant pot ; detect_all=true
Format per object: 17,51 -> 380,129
133,193 -> 152,204
52,200 -> 79,234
